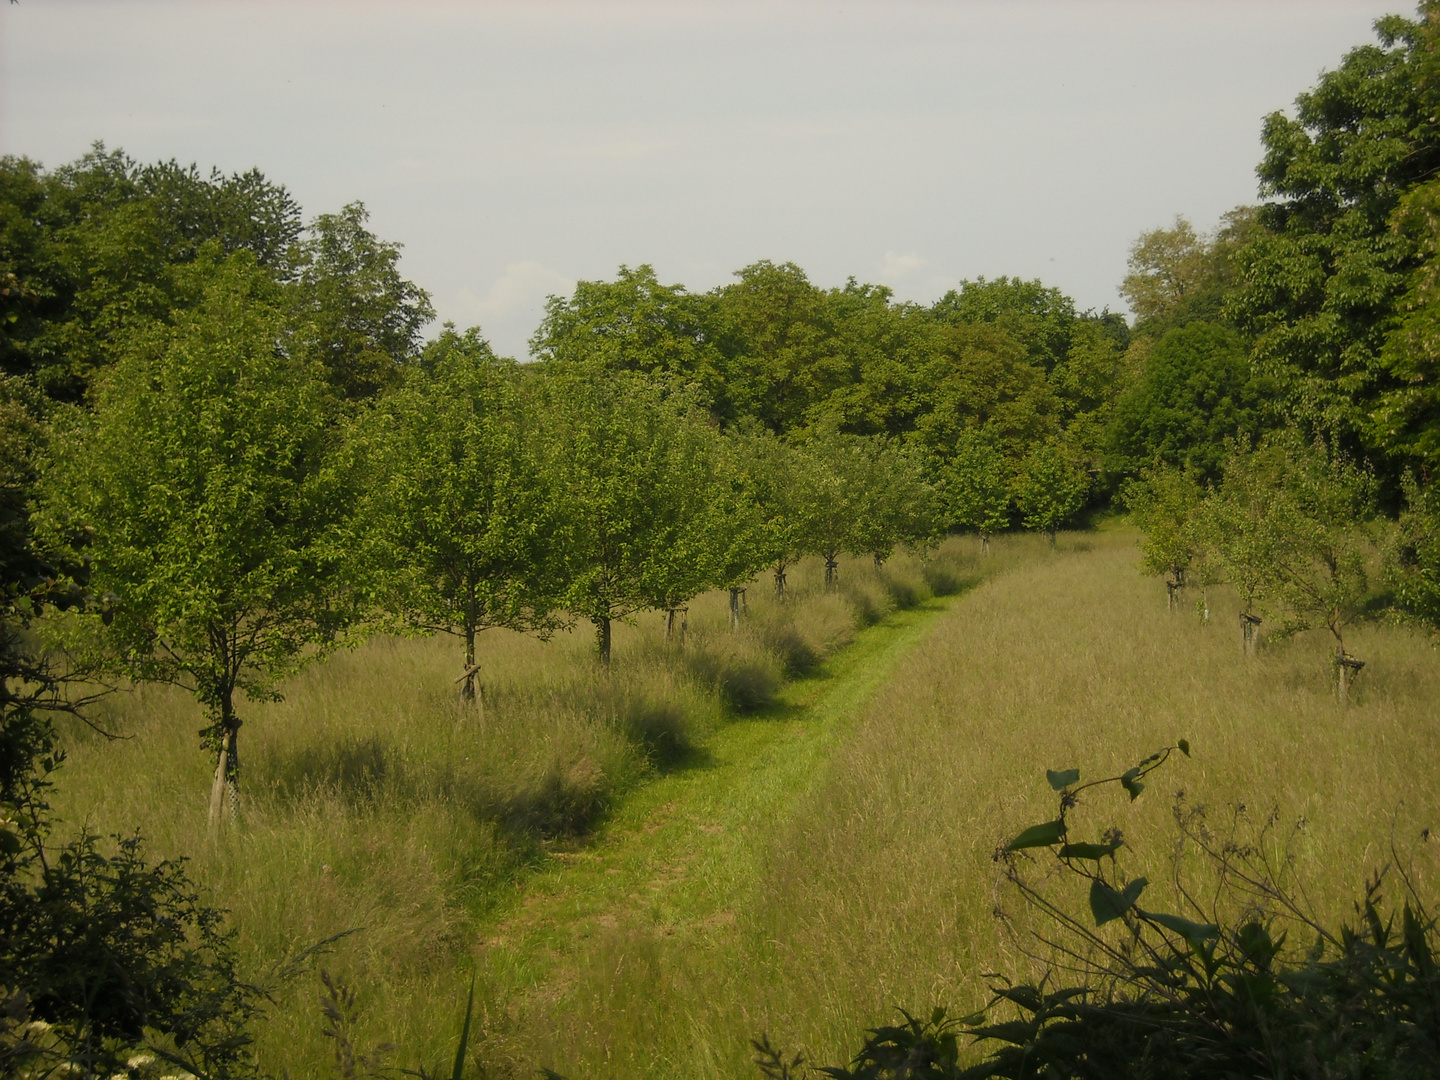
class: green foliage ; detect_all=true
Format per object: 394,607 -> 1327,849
0,144 -> 301,400
537,371 -> 722,662
939,431 -> 1011,544
1204,433 -> 1375,655
357,325 -> 568,693
932,276 -> 1076,373
1108,321 -> 1262,482
1010,440 -> 1089,544
1122,465 -> 1206,590
35,253 -> 360,816
1388,472 -> 1440,634
288,202 -> 434,401
531,263 -> 726,416
1227,4 -> 1440,476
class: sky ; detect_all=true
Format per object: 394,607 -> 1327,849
0,0 -> 1411,359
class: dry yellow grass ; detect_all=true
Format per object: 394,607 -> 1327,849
468,527 -> 1440,1079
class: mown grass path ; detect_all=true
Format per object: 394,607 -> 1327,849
472,594 -> 962,1067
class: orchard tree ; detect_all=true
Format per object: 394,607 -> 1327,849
36,254 -> 359,828
852,438 -> 939,567
1122,466 -> 1206,610
728,422 -> 811,601
1206,433 -> 1376,695
792,427 -> 869,588
539,371 -> 715,664
942,429 -> 1012,555
358,325 -> 568,701
1011,439 -> 1090,547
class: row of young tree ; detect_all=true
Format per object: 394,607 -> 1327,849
1125,429 -> 1440,702
15,250 -> 977,828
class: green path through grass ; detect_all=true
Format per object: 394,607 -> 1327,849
471,592 -> 962,1074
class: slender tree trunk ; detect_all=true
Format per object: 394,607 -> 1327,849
207,689 -> 240,832
873,552 -> 884,569
824,551 -> 839,589
773,564 -> 787,602
594,615 -> 612,666
665,607 -> 677,644
980,532 -> 990,557
1241,612 -> 1261,656
1335,642 -> 1364,705
728,587 -> 744,629
679,605 -> 688,647
1046,529 -> 1057,550
462,602 -> 478,702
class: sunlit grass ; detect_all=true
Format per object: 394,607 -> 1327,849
44,543 -> 975,1076
463,528 -> 1440,1078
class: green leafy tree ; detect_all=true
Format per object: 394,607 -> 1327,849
0,145 -> 301,400
358,326 -> 568,700
36,254 -> 359,827
539,372 -> 715,664
1108,322 -> 1264,482
1011,440 -> 1090,547
1122,467 -> 1206,610
288,202 -> 434,401
1226,5 -> 1440,478
1387,471 -> 1440,636
530,263 -> 727,417
850,439 -> 939,566
727,423 -> 811,600
932,275 -> 1076,372
1206,434 -> 1375,694
710,260 -> 836,434
941,430 -> 1012,555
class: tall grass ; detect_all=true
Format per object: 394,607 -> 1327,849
42,544 -> 972,1076
466,528 -> 1440,1079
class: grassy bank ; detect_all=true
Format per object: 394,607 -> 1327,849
44,542 -> 980,1077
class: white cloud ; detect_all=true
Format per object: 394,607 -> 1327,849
457,260 -> 575,322
879,251 -> 928,282
448,261 -> 576,359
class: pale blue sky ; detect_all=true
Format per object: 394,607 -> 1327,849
0,0 -> 1407,358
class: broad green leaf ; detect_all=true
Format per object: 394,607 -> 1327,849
1090,876 -> 1148,926
1142,909 -> 1219,948
1120,768 -> 1145,801
1046,768 -> 1080,791
1004,819 -> 1066,851
1058,840 -> 1122,861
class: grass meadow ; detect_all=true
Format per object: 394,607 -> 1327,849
43,543 -> 981,1078
39,527 -> 1440,1078
455,526 -> 1440,1079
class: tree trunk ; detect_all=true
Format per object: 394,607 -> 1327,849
1335,645 -> 1364,705
462,607 -> 478,702
980,532 -> 990,557
1166,578 -> 1181,612
773,564 -> 787,602
679,605 -> 688,647
1046,529 -> 1057,550
728,587 -> 744,629
873,552 -> 884,569
594,615 -> 612,666
1241,612 -> 1261,656
665,607 -> 677,644
207,691 -> 240,832
824,552 -> 839,590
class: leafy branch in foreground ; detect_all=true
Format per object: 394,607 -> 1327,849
761,743 -> 1440,1079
